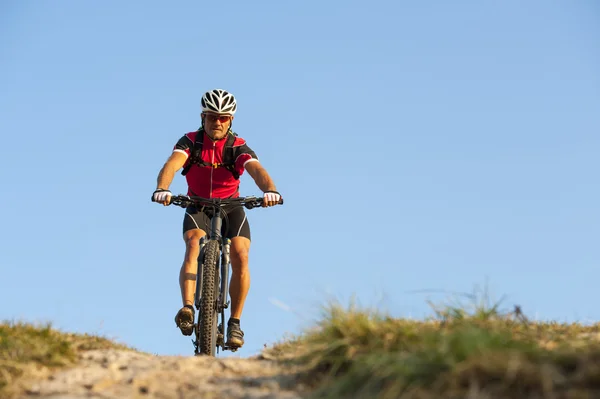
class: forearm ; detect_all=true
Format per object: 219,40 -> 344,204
157,164 -> 177,190
251,167 -> 277,192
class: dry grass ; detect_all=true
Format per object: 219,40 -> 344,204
0,320 -> 134,398
265,295 -> 600,399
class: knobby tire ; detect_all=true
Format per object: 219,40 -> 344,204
198,239 -> 220,356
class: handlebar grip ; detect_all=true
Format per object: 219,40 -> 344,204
244,197 -> 283,209
151,195 -> 175,204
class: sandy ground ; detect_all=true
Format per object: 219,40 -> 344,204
17,349 -> 309,399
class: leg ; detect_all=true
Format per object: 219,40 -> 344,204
223,206 -> 251,347
175,207 -> 209,336
180,228 -> 206,306
229,236 -> 251,319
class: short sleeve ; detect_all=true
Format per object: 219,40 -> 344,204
234,142 -> 259,170
173,133 -> 194,157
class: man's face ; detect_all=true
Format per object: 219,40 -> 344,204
203,112 -> 233,140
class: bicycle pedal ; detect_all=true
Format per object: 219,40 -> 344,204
216,324 -> 224,346
179,321 -> 194,332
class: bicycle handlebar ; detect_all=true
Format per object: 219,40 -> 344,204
154,194 -> 284,210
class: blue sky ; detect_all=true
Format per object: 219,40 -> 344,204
1,0 -> 599,357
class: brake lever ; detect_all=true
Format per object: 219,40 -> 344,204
170,195 -> 191,208
245,198 -> 265,209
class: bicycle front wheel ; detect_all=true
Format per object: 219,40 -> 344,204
198,239 -> 220,356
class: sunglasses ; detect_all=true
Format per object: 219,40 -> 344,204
204,114 -> 231,123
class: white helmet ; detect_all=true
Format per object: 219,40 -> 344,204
201,89 -> 237,115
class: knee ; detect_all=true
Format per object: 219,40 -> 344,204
184,231 -> 204,251
186,238 -> 200,250
230,247 -> 249,268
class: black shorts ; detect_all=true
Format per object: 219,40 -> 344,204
183,205 -> 251,240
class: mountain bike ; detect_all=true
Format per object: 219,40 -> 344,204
163,194 -> 283,356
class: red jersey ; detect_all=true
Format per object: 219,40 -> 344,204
173,131 -> 258,198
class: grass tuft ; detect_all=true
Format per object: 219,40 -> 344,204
0,320 -> 134,398
265,294 -> 600,399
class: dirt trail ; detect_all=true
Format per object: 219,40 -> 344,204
17,349 -> 309,399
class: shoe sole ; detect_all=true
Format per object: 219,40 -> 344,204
226,337 -> 244,348
177,312 -> 194,336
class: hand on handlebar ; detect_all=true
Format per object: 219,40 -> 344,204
152,189 -> 172,206
263,191 -> 282,207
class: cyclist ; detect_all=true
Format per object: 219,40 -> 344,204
152,88 -> 281,349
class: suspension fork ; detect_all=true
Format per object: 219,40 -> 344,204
207,205 -> 230,313
194,236 -> 208,309
220,238 -> 231,310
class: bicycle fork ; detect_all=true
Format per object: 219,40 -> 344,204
216,238 -> 232,353
195,237 -> 231,313
220,238 -> 231,311
194,236 -> 208,310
